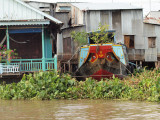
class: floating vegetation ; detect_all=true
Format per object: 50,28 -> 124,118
0,69 -> 160,102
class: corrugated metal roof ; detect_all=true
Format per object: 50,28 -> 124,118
16,0 -> 63,24
0,0 -> 62,25
0,20 -> 50,26
71,3 -> 142,11
23,0 -> 56,3
23,0 -> 72,3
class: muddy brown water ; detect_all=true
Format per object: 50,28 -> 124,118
0,100 -> 160,120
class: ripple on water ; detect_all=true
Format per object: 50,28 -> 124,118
0,100 -> 160,120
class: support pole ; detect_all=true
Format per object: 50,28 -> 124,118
140,61 -> 142,68
69,61 -> 71,72
42,25 -> 45,71
136,61 -> 138,69
120,62 -> 122,75
6,26 -> 10,65
54,55 -> 57,71
6,26 -> 9,50
64,63 -> 66,73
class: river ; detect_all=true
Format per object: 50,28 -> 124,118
0,100 -> 160,120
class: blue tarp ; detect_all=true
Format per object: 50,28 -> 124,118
9,28 -> 42,34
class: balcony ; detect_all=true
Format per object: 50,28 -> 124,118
0,56 -> 57,75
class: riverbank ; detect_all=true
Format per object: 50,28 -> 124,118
0,69 -> 160,102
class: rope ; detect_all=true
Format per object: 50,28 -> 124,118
72,74 -> 126,78
120,61 -> 132,74
0,35 -> 6,45
67,47 -> 80,63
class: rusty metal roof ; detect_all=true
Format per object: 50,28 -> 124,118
71,3 -> 142,11
144,11 -> 160,25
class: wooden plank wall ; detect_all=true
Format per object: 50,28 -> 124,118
10,33 -> 42,59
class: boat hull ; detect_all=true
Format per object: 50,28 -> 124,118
76,58 -> 127,81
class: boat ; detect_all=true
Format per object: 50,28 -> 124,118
75,43 -> 129,81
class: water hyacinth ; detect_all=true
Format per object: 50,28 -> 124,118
0,69 -> 160,102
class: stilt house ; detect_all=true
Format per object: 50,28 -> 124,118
24,1 -> 160,70
0,0 -> 63,76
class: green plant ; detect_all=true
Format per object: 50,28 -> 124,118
0,45 -> 18,63
71,23 -> 114,46
89,23 -> 114,44
71,31 -> 88,46
1,69 -> 160,102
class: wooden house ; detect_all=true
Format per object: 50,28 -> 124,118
0,0 -> 63,76
23,1 -> 146,69
55,3 -> 144,68
24,1 -> 160,70
143,11 -> 160,68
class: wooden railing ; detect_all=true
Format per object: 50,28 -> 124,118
0,55 -> 57,74
0,64 -> 19,74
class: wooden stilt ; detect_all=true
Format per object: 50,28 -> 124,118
136,61 -> 138,69
140,61 -> 142,68
120,62 -> 122,74
69,61 -> 71,72
71,63 -> 72,72
64,63 -> 66,73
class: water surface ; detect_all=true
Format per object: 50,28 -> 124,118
0,100 -> 160,120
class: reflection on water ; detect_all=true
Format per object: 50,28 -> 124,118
0,100 -> 160,120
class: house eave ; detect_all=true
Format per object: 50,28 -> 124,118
0,20 -> 50,26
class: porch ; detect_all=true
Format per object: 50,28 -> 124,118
0,56 -> 57,76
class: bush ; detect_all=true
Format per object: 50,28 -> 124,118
1,69 -> 160,102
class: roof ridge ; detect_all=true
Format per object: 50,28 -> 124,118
15,0 -> 63,24
71,2 -> 142,11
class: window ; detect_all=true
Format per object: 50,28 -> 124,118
124,35 -> 134,48
63,37 -> 71,54
148,37 -> 156,48
59,6 -> 71,11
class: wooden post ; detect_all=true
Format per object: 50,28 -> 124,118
6,26 -> 9,50
136,61 -> 138,69
57,61 -> 61,72
120,62 -> 122,75
140,61 -> 142,68
64,63 -> 66,73
54,55 -> 57,71
71,63 -> 72,72
31,59 -> 32,71
69,61 -> 71,72
6,26 -> 9,65
42,25 -> 45,71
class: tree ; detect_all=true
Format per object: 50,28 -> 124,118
90,23 -> 114,44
